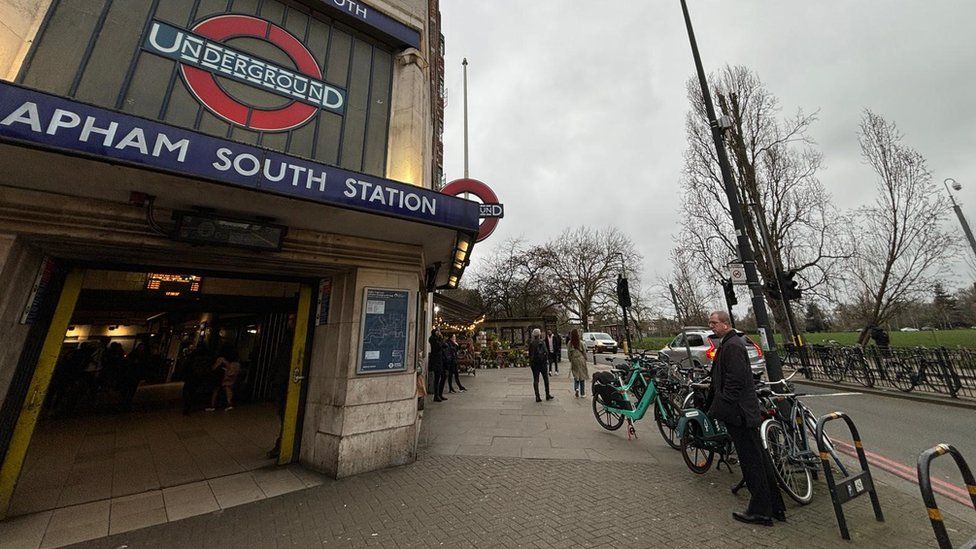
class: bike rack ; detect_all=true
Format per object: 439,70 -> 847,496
815,411 -> 884,541
917,443 -> 976,549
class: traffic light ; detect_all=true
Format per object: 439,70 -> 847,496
781,269 -> 802,300
721,278 -> 738,306
764,279 -> 781,300
616,274 -> 632,308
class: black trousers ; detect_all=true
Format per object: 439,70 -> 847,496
548,352 -> 559,371
447,365 -> 465,391
432,368 -> 447,398
531,366 -> 551,398
726,423 -> 785,517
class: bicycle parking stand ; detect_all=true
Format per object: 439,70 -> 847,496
917,443 -> 976,549
815,411 -> 884,541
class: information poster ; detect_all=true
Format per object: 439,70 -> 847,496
357,288 -> 409,374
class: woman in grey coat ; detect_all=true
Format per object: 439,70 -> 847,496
568,329 -> 588,397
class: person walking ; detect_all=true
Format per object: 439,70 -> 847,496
545,329 -> 561,375
446,333 -> 466,393
707,310 -> 785,526
207,346 -> 240,411
528,328 -> 553,402
568,329 -> 588,398
428,329 -> 447,401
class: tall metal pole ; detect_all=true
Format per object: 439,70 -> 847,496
679,0 -> 784,382
944,179 -> 976,260
462,58 -> 469,178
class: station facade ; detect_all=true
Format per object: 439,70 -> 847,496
0,0 -> 466,519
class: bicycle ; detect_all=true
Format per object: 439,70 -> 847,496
819,345 -> 873,388
676,381 -> 737,474
591,355 -> 684,449
759,369 -> 850,505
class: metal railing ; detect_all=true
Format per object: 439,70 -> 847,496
780,344 -> 975,400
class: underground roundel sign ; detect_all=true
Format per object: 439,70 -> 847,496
144,15 -> 347,132
441,178 -> 503,242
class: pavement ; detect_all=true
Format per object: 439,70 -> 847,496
59,363 -> 975,549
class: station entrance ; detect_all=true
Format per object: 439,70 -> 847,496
0,267 -> 313,517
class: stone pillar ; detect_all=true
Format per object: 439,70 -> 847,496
0,235 -> 44,408
300,268 -> 422,478
386,48 -> 430,188
0,0 -> 55,81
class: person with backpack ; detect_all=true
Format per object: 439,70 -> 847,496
528,328 -> 554,402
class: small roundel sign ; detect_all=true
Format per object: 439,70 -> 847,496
441,178 -> 503,242
144,15 -> 347,132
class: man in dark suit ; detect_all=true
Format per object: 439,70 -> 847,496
707,310 -> 785,526
545,329 -> 561,374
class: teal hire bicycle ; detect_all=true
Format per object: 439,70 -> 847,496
591,355 -> 684,448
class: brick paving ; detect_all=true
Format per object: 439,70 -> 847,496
68,367 -> 975,548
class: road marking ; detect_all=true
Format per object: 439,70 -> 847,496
799,392 -> 863,398
831,439 -> 972,507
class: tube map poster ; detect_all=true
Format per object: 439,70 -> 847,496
357,288 -> 409,374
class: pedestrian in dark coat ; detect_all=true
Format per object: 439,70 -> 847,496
545,330 -> 561,374
528,328 -> 553,402
707,310 -> 785,526
446,333 -> 466,393
429,329 -> 447,401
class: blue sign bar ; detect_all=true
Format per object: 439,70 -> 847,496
320,0 -> 421,49
0,82 -> 478,232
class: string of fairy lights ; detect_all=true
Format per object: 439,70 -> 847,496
433,314 -> 487,333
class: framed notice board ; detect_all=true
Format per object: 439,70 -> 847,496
357,288 -> 410,374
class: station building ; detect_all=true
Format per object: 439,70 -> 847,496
0,0 -> 468,522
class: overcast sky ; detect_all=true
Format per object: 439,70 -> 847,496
439,1 -> 976,295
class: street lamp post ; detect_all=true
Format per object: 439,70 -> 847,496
679,0 -> 785,383
944,178 -> 976,260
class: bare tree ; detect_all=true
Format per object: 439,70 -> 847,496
539,226 -> 640,331
849,110 -> 955,341
473,238 -> 555,318
680,65 -> 851,337
658,247 -> 718,326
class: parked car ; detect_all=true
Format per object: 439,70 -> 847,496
899,327 -> 920,332
658,327 -> 766,376
582,332 -> 618,354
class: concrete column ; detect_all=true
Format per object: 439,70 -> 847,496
0,235 -> 44,407
385,48 -> 431,189
0,0 -> 55,81
300,268 -> 422,478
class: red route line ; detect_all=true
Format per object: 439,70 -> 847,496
831,439 -> 972,507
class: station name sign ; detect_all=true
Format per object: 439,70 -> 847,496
0,82 -> 479,232
323,0 -> 421,49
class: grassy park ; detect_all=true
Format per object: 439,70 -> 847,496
634,329 -> 976,351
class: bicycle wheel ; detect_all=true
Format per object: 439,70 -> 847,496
762,420 -> 813,505
592,393 -> 625,431
654,397 -> 681,450
886,359 -> 916,392
680,422 -> 714,474
824,357 -> 844,383
850,357 -> 874,388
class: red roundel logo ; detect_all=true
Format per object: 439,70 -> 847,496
180,15 -> 324,132
441,178 -> 503,243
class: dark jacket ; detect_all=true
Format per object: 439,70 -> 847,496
545,333 -> 561,355
428,333 -> 444,371
528,338 -> 548,370
708,331 -> 761,428
443,340 -> 459,370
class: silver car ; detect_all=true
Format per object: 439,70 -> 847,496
659,327 -> 766,376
